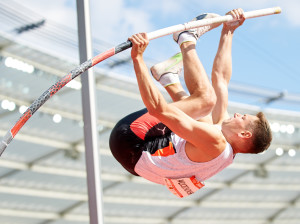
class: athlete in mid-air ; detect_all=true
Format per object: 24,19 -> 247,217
109,8 -> 272,197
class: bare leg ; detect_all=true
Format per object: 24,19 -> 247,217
164,42 -> 213,99
167,42 -> 216,120
165,83 -> 189,102
181,42 -> 212,96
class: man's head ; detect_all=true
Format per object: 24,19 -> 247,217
222,112 -> 272,154
248,112 -> 272,153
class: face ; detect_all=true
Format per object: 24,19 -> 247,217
222,113 -> 258,132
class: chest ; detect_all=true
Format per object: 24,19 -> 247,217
184,141 -> 221,163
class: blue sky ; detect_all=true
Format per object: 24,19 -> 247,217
11,0 -> 300,111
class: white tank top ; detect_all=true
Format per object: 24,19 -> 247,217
134,132 -> 234,185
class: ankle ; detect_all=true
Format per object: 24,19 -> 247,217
177,32 -> 197,46
159,73 -> 180,87
180,42 -> 196,53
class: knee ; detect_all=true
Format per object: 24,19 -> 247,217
204,89 -> 217,113
193,87 -> 216,113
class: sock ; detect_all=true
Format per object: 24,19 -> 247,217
159,73 -> 180,87
178,32 -> 197,46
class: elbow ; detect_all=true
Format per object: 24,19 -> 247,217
148,108 -> 162,120
146,100 -> 160,116
147,107 -> 157,117
147,101 -> 168,119
212,71 -> 230,86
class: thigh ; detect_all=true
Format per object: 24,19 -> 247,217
170,95 -> 213,121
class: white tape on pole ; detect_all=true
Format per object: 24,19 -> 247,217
147,7 -> 281,40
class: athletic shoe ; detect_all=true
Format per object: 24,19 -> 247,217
173,13 -> 221,43
150,52 -> 183,81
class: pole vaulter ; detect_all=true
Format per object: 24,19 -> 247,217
0,7 -> 281,156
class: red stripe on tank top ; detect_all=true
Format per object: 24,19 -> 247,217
130,112 -> 160,140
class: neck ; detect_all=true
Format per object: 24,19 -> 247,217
230,142 -> 240,155
221,128 -> 243,155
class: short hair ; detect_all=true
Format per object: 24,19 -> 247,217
248,112 -> 272,154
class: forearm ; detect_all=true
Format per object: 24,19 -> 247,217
212,27 -> 234,84
211,27 -> 235,124
132,56 -> 167,115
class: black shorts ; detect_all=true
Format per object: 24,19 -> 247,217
109,108 -> 175,176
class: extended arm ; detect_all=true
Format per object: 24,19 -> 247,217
211,9 -> 245,124
129,33 -> 168,117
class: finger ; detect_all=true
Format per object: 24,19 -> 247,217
130,35 -> 140,45
134,34 -> 144,46
138,33 -> 148,43
128,36 -> 134,44
231,9 -> 239,19
141,32 -> 149,41
238,8 -> 244,15
136,33 -> 148,46
239,8 -> 246,20
136,33 -> 144,41
227,10 -> 234,18
237,8 -> 245,24
134,34 -> 142,43
237,8 -> 244,19
235,9 -> 242,18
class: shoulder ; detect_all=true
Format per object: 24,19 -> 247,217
211,125 -> 227,153
185,124 -> 227,162
194,122 -> 227,149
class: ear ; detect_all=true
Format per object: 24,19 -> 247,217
238,131 -> 252,139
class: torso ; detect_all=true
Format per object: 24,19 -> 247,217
134,132 -> 234,185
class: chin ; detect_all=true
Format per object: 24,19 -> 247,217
222,118 -> 231,124
221,121 -> 227,129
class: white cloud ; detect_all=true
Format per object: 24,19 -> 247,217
279,0 -> 300,26
14,0 -> 77,27
205,0 -> 271,10
89,0 -> 153,44
140,0 -> 183,16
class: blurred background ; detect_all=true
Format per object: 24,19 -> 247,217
0,0 -> 300,224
